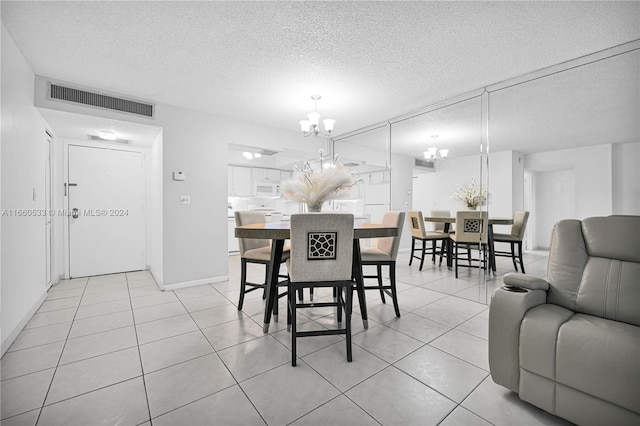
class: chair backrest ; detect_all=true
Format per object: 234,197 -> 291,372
407,210 -> 426,239
454,210 -> 488,243
547,216 -> 640,327
510,211 -> 530,239
234,211 -> 269,255
374,211 -> 406,260
288,213 -> 354,283
430,209 -> 451,232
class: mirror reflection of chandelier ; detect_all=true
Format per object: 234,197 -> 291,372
299,95 -> 335,137
423,135 -> 449,160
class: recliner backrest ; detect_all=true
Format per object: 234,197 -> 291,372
547,216 -> 640,326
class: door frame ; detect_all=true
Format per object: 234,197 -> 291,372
63,140 -> 147,279
45,130 -> 54,288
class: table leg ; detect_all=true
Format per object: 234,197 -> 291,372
263,239 -> 284,333
444,223 -> 453,267
488,224 -> 496,272
352,239 -> 368,329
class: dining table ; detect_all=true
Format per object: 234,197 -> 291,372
235,221 -> 398,333
422,215 -> 513,272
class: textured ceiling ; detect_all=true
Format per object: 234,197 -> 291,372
2,1 -> 639,159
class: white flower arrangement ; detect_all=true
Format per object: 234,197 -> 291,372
282,160 -> 359,211
452,177 -> 487,209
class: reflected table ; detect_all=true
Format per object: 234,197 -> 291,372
423,216 -> 513,272
235,221 -> 398,333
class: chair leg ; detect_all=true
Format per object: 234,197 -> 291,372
336,285 -> 343,324
419,240 -> 426,270
517,242 -> 526,273
377,264 -> 386,304
345,283 -> 353,362
431,240 -> 437,262
510,242 -> 518,271
439,240 -> 446,266
409,238 -> 415,265
389,263 -> 400,318
289,283 -> 297,366
238,259 -> 248,311
455,243 -> 459,278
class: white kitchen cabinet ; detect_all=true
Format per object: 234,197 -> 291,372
228,218 -> 239,253
253,167 -> 281,183
228,166 -> 251,196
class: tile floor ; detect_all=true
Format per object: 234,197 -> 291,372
1,250 -> 574,426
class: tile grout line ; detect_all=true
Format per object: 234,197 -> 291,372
33,276 -> 89,425
125,272 -> 154,426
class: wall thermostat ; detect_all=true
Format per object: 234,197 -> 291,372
173,171 -> 186,181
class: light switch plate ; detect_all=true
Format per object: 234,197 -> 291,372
180,195 -> 191,205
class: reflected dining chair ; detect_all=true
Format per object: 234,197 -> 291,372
493,210 -> 529,273
407,210 -> 449,270
286,213 -> 355,366
449,210 -> 488,278
430,209 -> 453,265
360,211 -> 405,318
234,211 -> 290,316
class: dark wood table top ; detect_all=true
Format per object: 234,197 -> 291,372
235,222 -> 398,239
423,216 -> 513,225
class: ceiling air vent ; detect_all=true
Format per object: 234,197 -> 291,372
414,158 -> 435,171
48,83 -> 154,118
258,149 -> 280,156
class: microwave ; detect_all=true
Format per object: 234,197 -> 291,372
254,181 -> 280,197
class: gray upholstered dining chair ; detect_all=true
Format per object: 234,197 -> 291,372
493,211 -> 530,273
286,213 -> 355,366
360,211 -> 405,318
449,210 -> 488,278
430,209 -> 453,265
407,210 -> 449,270
234,211 -> 289,315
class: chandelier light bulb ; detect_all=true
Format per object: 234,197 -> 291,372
307,112 -> 321,126
300,120 -> 311,132
323,119 -> 335,133
299,95 -> 335,137
439,149 -> 449,159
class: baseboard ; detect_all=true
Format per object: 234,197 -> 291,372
1,292 -> 47,356
161,275 -> 228,291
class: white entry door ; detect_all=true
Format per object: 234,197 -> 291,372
68,145 -> 145,277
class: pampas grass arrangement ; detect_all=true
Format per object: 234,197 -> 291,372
282,161 -> 359,211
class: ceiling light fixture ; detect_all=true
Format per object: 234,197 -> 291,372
242,151 -> 262,160
423,135 -> 448,160
299,95 -> 335,137
97,130 -> 116,141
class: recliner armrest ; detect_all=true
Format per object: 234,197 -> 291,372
503,272 -> 550,291
489,284 -> 547,393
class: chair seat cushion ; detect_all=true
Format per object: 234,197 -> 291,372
493,233 -> 520,242
360,247 -> 392,261
244,245 -> 290,261
416,231 -> 449,241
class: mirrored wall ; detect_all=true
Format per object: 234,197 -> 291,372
331,40 -> 639,304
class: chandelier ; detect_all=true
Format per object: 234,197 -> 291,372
423,135 -> 448,160
299,95 -> 335,137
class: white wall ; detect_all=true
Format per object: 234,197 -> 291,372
1,25 -> 49,353
391,152 -> 415,250
412,154 -> 486,217
612,141 -> 640,215
525,143 -> 615,248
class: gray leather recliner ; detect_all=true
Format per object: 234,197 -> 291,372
488,216 -> 640,426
